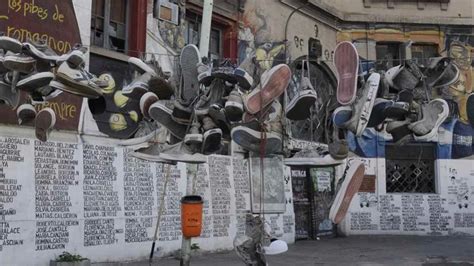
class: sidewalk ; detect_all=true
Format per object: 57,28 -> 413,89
94,235 -> 474,266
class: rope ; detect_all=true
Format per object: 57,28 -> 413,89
149,163 -> 172,262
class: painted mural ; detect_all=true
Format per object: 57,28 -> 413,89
336,26 -> 474,160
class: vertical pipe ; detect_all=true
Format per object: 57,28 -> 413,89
199,0 -> 214,58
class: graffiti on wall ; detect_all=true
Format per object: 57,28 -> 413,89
238,7 -> 285,68
0,0 -> 83,131
336,26 -> 474,160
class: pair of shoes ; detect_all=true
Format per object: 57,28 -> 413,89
285,59 -> 318,120
52,50 -> 104,98
243,64 -> 291,115
184,116 -> 223,155
341,72 -> 380,136
232,100 -> 283,155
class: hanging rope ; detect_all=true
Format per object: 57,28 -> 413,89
149,163 -> 172,262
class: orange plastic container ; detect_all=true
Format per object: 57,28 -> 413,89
181,195 -> 203,238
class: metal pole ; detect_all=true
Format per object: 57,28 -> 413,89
180,1 -> 213,264
180,164 -> 199,266
198,0 -> 214,58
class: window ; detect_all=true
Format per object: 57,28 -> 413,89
385,143 -> 436,193
185,13 -> 223,62
411,44 -> 438,67
376,42 -> 402,70
91,0 -> 128,53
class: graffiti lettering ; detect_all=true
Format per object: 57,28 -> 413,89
52,4 -> 64,23
35,102 -> 76,121
6,26 -> 72,54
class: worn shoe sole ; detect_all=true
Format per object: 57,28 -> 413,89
17,104 -> 37,125
284,153 -> 343,166
139,92 -> 158,119
35,108 -> 56,142
16,72 -> 55,92
225,100 -> 244,122
0,36 -> 22,53
244,64 -> 291,114
202,128 -> 222,154
180,44 -> 200,103
231,126 -> 282,154
412,99 -> 449,141
54,71 -> 102,98
0,80 -> 20,108
149,102 -> 186,139
128,57 -> 156,75
356,73 -> 380,136
329,161 -> 365,224
334,41 -> 359,105
285,90 -> 318,120
4,55 -> 36,73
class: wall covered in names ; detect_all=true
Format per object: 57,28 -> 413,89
341,158 -> 474,236
0,128 -> 295,266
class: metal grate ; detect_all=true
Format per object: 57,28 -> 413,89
385,143 -> 436,193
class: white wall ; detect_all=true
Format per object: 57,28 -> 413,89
341,158 -> 474,236
0,126 -> 295,266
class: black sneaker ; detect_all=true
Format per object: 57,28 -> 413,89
149,100 -> 187,139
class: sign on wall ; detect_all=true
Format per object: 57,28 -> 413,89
0,0 -> 83,131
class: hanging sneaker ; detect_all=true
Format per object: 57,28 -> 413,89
54,61 -> 103,98
329,161 -> 365,224
391,61 -> 422,91
334,41 -> 359,105
184,119 -> 203,146
261,239 -> 288,255
225,87 -> 244,122
341,73 -> 380,136
284,145 -> 343,166
0,79 -> 20,108
128,57 -> 157,75
139,92 -> 158,120
386,118 -> 413,144
158,142 -> 207,164
384,65 -> 402,90
118,121 -> 160,149
328,123 -> 349,160
3,51 -> 36,74
201,116 -> 222,154
231,124 -> 282,155
122,72 -> 152,99
149,100 -> 187,140
244,64 -> 291,114
16,103 -> 37,125
409,98 -> 449,141
197,60 -> 214,86
332,105 -> 352,127
425,57 -> 460,89
179,44 -> 201,105
0,36 -> 22,53
16,72 -> 55,92
208,103 -> 230,137
35,108 -> 56,142
232,56 -> 254,91
130,142 -> 176,164
195,79 -> 226,117
285,60 -> 317,120
367,98 -> 392,128
172,100 -> 193,125
148,75 -> 175,100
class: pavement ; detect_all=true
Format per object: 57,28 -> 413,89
93,235 -> 474,266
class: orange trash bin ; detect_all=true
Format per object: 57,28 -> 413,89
181,195 -> 203,238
